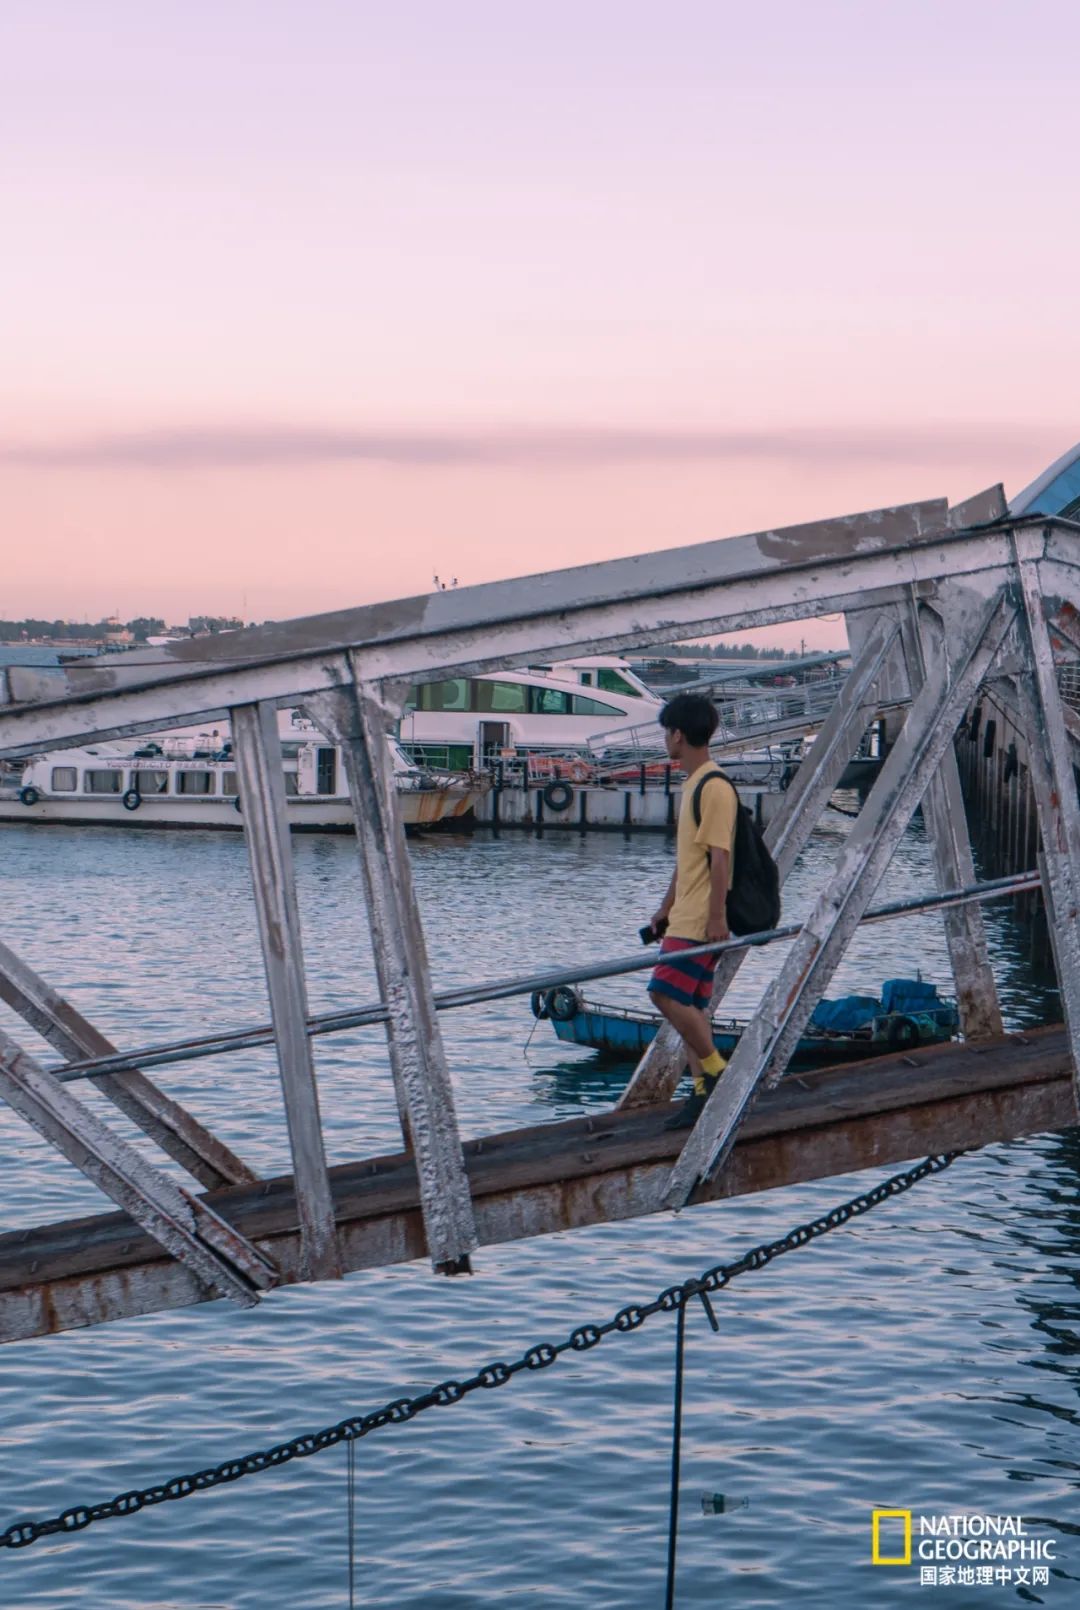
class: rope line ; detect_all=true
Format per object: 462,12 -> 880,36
0,1151 -> 963,1557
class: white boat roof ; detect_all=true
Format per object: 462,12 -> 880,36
1009,442 -> 1080,518
521,656 -> 660,701
471,665 -> 648,695
543,654 -> 639,669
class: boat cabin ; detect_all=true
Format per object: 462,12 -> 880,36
535,656 -> 661,704
397,668 -> 660,770
16,734 -> 426,808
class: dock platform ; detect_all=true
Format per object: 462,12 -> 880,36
1,1027 -> 1074,1344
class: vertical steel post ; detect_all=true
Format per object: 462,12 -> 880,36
1010,530 -> 1080,1100
231,700 -> 341,1281
879,593 -> 1002,1039
617,615 -> 900,1109
304,677 -> 477,1274
663,592 -> 1014,1208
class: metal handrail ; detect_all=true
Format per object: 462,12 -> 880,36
49,870 -> 1041,1085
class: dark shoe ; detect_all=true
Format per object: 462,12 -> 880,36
664,1073 -> 718,1130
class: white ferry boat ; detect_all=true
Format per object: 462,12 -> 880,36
397,664 -> 661,771
0,733 -> 483,832
539,655 -> 661,703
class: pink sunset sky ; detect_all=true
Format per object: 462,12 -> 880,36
2,1 -> 1077,649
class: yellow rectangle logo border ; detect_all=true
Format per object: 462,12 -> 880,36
872,1508 -> 912,1565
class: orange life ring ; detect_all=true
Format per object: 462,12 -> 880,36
568,760 -> 591,784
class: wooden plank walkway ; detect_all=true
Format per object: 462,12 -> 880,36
0,1026 -> 1075,1344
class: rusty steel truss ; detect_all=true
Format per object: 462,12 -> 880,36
1,484 -> 1080,1341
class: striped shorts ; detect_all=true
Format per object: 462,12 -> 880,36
648,935 -> 716,1009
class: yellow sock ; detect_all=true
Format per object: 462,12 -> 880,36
699,1049 -> 726,1079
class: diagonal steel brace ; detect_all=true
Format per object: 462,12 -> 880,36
0,936 -> 256,1190
0,1026 -> 277,1306
663,589 -> 1015,1209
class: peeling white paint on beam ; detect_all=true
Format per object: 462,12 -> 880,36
0,500 -> 1041,761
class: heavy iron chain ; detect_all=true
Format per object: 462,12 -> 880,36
0,1151 -> 961,1555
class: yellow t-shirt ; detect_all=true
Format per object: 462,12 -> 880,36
666,763 -> 738,942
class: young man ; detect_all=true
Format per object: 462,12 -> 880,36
647,693 -> 738,1129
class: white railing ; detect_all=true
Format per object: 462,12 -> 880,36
1056,661 -> 1080,712
586,672 -> 847,759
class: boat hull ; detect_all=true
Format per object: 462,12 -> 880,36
549,1003 -> 951,1069
0,786 -> 482,832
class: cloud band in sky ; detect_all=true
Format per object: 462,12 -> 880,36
0,422 -> 1051,471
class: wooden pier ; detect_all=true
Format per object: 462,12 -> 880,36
1,478 -> 1080,1346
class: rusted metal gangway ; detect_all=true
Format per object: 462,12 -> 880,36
1,482 -> 1080,1343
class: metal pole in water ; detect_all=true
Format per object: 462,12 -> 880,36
665,1298 -> 688,1610
346,1438 -> 357,1610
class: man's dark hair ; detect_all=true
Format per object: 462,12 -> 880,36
659,693 -> 719,748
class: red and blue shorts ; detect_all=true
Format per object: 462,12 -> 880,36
648,936 -> 716,1009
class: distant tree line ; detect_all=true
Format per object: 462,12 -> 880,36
0,615 -> 243,642
648,640 -> 822,660
186,616 -> 245,635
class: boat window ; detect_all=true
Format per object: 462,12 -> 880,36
50,767 -> 77,792
406,742 -> 473,771
221,771 -> 239,796
414,678 -> 469,712
316,747 -> 337,794
83,769 -> 122,793
175,770 -> 214,796
597,669 -> 638,697
134,770 -> 169,794
474,680 -> 527,714
572,694 -> 621,716
580,671 -> 593,685
529,686 -> 571,716
283,771 -> 299,795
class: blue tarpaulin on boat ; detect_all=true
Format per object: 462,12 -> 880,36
808,995 -> 881,1033
880,978 -> 941,1015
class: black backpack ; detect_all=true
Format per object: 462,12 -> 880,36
692,769 -> 781,936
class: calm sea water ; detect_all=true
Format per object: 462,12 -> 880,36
0,814 -> 1074,1609
0,645 -> 100,665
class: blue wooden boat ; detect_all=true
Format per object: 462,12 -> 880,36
532,978 -> 959,1069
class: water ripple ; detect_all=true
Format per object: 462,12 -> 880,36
0,823 -> 1074,1606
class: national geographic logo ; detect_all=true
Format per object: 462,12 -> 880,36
871,1509 -> 1057,1590
871,1509 -> 912,1566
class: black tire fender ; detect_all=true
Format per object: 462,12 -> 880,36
545,985 -> 582,1021
19,786 -> 39,807
887,1015 -> 920,1050
542,781 -> 574,812
122,789 -> 142,811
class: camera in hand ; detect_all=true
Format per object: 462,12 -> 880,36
639,917 -> 669,945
